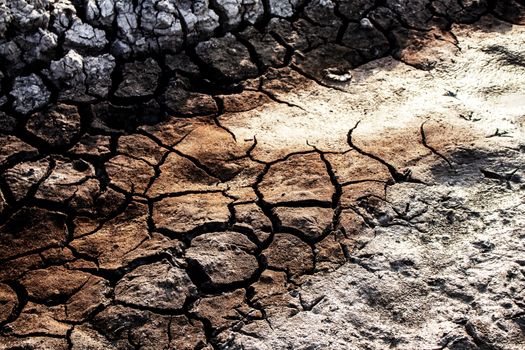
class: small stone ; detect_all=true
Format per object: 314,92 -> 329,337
186,232 -> 259,287
115,261 -> 196,310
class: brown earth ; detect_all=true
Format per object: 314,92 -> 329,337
1,2 -> 525,350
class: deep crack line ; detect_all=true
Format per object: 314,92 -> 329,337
420,121 -> 455,170
346,121 -> 424,184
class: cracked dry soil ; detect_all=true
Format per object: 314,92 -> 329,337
1,0 -> 525,349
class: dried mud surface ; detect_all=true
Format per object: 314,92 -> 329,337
1,1 -> 525,349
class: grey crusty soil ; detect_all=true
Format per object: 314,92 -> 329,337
1,1 -> 525,349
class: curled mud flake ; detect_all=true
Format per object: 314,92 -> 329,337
322,67 -> 353,83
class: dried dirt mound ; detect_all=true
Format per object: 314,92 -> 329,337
1,1 -> 525,349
